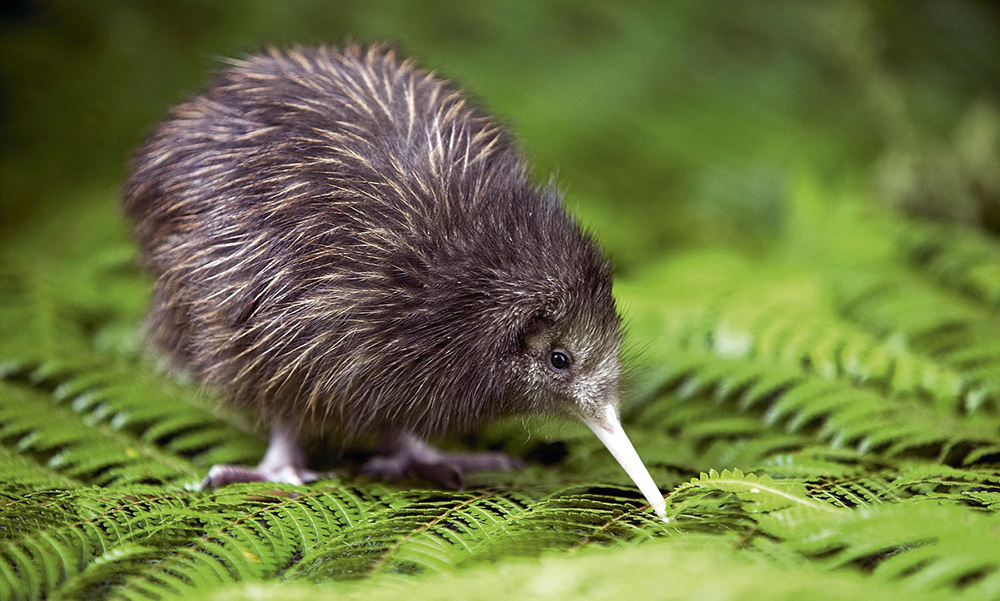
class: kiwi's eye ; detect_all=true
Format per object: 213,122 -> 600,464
549,349 -> 571,371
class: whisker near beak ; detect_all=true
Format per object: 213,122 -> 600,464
583,403 -> 668,522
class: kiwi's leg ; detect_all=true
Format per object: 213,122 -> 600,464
358,432 -> 524,489
201,422 -> 323,489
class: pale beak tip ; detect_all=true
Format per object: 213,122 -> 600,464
584,404 -> 670,523
652,500 -> 669,522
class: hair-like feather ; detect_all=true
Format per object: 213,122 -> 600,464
124,44 -> 621,441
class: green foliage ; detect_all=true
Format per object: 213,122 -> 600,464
3,1 -> 1000,599
3,178 -> 1000,600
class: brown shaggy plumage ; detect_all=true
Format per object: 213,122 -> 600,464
124,44 -> 622,446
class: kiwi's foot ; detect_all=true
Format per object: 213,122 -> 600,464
201,422 -> 323,489
359,433 -> 525,489
201,463 -> 324,488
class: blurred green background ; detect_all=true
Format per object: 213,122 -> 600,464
3,0 -> 998,273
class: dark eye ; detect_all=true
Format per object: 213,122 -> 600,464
549,350 -> 571,370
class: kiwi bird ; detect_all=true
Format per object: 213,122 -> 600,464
123,45 -> 667,520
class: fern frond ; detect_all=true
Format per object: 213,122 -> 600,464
468,485 -> 667,563
625,269 -> 990,416
113,483 -> 391,599
0,381 -> 197,486
636,350 -> 1000,469
902,220 -> 1000,309
178,536 -> 950,601
835,271 -> 1000,411
787,501 -> 1000,596
288,490 -> 532,582
1,361 -> 263,486
667,468 -> 842,519
0,486 -> 202,601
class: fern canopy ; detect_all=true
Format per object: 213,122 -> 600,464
3,1 -> 1000,599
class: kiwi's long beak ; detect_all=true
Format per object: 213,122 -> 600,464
584,403 -> 668,522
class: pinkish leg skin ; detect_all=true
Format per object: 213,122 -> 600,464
359,432 -> 525,489
201,422 -> 322,489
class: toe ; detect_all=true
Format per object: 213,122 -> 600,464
411,460 -> 464,489
202,463 -> 326,489
451,451 -> 526,472
201,464 -> 266,489
359,454 -> 410,480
